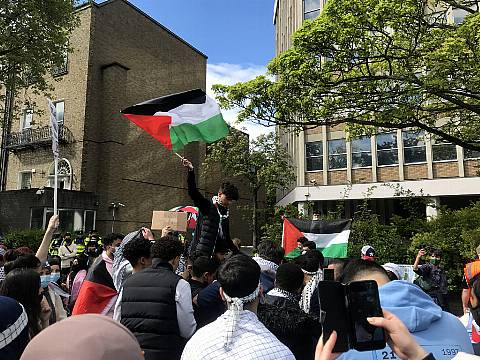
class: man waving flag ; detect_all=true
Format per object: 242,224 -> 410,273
121,89 -> 229,152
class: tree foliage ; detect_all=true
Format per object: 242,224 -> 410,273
203,130 -> 295,247
213,0 -> 480,150
0,0 -> 78,117
410,201 -> 480,289
3,228 -> 46,251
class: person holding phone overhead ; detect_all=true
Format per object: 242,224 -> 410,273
414,248 -> 448,311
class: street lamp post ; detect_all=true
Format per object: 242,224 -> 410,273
110,202 -> 125,233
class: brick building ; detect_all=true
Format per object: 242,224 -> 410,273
274,0 -> 480,220
0,0 -> 251,240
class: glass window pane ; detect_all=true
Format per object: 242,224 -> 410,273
465,147 -> 480,159
328,139 -> 346,155
404,147 -> 426,164
30,208 -> 44,229
352,136 -> 371,152
377,149 -> 398,166
304,0 -> 321,13
58,210 -> 75,233
352,153 -> 372,168
433,143 -> 457,162
84,211 -> 95,232
377,133 -> 397,150
20,172 -> 32,189
304,9 -> 320,20
23,109 -> 33,129
307,157 -> 323,171
403,131 -> 425,148
55,101 -> 64,123
306,142 -> 322,157
329,154 -> 347,169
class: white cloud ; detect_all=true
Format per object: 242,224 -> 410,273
206,63 -> 274,139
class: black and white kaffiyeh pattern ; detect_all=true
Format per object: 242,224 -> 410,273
0,303 -> 28,350
300,270 -> 322,314
181,310 -> 294,360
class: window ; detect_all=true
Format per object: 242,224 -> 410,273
304,0 -> 321,20
403,131 -> 427,164
306,141 -> 323,171
48,158 -> 72,190
351,136 -> 372,168
19,171 -> 32,189
377,133 -> 398,166
464,145 -> 480,160
84,210 -> 96,232
432,141 -> 457,162
55,101 -> 65,124
22,109 -> 33,130
328,139 -> 347,169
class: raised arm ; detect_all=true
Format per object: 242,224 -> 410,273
182,158 -> 211,214
413,249 -> 426,273
36,215 -> 59,263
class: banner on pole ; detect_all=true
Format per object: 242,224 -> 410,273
47,99 -> 59,158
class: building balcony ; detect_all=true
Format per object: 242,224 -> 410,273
5,125 -> 74,151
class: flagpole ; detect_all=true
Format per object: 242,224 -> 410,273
174,152 -> 184,160
54,155 -> 58,216
48,98 -> 59,217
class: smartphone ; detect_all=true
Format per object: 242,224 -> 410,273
347,280 -> 386,351
318,281 -> 351,353
323,268 -> 335,281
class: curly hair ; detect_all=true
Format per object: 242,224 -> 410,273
123,237 -> 152,267
219,182 -> 239,201
151,236 -> 184,261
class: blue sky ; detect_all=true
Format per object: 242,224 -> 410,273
124,0 -> 276,137
128,0 -> 275,66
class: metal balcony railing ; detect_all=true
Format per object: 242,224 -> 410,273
5,125 -> 74,151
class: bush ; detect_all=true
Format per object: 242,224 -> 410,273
3,229 -> 45,252
410,202 -> 480,290
349,213 -> 409,264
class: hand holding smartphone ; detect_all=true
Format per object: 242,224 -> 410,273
318,280 -> 386,353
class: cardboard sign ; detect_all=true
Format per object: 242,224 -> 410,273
151,211 -> 188,232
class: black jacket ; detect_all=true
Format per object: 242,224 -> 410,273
120,260 -> 183,360
187,170 -> 237,257
258,294 -> 322,360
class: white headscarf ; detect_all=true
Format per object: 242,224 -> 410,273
222,283 -> 260,350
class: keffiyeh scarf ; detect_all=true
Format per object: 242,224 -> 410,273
300,270 -> 323,314
222,283 -> 261,350
268,287 -> 300,303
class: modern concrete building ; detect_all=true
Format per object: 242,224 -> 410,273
274,0 -> 480,220
0,0 -> 251,239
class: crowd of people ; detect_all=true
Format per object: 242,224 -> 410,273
0,158 -> 478,359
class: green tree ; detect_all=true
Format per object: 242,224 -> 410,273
410,201 -> 480,290
0,0 -> 78,118
213,0 -> 480,150
203,130 -> 295,249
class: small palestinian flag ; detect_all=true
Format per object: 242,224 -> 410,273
121,89 -> 229,152
72,259 -> 117,315
283,218 -> 351,259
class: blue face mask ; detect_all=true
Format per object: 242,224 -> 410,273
40,275 -> 50,288
50,272 -> 61,283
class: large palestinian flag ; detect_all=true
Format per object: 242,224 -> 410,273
121,89 -> 229,152
72,259 -> 117,315
283,218 -> 351,259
